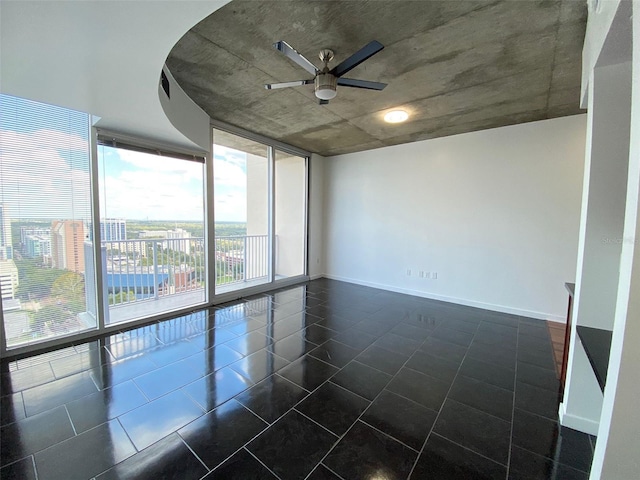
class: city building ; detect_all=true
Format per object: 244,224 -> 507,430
0,259 -> 18,301
1,2 -> 640,479
50,220 -> 85,273
24,234 -> 51,259
99,218 -> 126,242
0,203 -> 13,260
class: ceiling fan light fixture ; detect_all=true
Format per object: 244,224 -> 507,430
384,110 -> 409,123
315,73 -> 337,100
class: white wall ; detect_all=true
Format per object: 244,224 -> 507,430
323,115 -> 586,321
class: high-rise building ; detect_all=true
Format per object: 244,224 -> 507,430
25,234 -> 52,259
51,220 -> 85,273
99,218 -> 127,242
0,204 -> 13,260
166,228 -> 191,255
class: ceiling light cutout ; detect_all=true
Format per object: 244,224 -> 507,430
384,110 -> 409,123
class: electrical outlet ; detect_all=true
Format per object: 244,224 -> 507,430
406,269 -> 411,276
432,272 -> 438,279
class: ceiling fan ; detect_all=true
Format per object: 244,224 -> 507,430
264,40 -> 387,105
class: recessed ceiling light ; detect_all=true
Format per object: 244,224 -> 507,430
384,110 -> 409,123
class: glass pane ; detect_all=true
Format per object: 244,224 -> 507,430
213,129 -> 269,293
0,94 -> 97,348
97,145 -> 206,324
275,151 -> 306,279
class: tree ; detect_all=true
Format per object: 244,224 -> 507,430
31,304 -> 69,333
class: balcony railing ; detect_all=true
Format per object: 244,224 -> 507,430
102,235 -> 268,308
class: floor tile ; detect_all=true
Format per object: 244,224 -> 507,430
459,356 -> 515,391
362,390 -> 437,450
517,347 -> 557,371
434,399 -> 511,465
356,345 -> 409,376
307,464 -> 343,479
0,456 -> 37,480
391,322 -> 433,341
90,355 -> 159,390
66,380 -> 148,433
448,375 -> 514,421
419,337 -> 468,363
330,360 -> 392,400
0,363 -> 56,396
296,382 -> 369,436
352,319 -> 394,337
515,381 -> 561,420
516,362 -> 561,392
182,366 -> 253,412
185,328 -> 237,349
21,371 -> 98,416
1,393 -> 25,426
229,349 -> 289,384
410,433 -> 507,479
204,448 -> 277,479
314,314 -> 358,332
309,340 -> 359,368
300,324 -> 338,344
431,326 -> 475,347
34,420 -> 136,480
512,409 -> 593,472
96,433 -> 207,480
332,328 -> 377,351
406,351 -> 460,384
277,355 -> 339,391
179,399 -> 267,470
373,332 -> 423,356
142,340 -> 202,367
132,353 -> 209,400
247,410 -> 337,480
49,348 -> 113,379
227,317 -> 267,336
467,342 -> 517,368
508,445 -> 589,480
271,333 -> 318,362
324,421 -> 417,479
118,390 -> 203,451
0,405 -> 75,465
236,374 -> 308,423
473,329 -> 518,349
224,331 -> 275,356
386,367 -> 449,410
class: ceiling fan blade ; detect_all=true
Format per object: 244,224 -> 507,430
337,78 -> 387,91
318,99 -> 329,105
330,40 -> 384,78
265,80 -> 313,90
273,41 -> 318,75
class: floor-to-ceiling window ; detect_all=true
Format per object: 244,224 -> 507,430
97,138 -> 206,324
213,129 -> 270,293
0,94 -> 97,348
212,127 -> 309,296
0,96 -> 309,356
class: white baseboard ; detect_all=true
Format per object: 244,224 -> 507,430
320,274 -> 565,323
559,402 -> 600,435
309,273 -> 325,281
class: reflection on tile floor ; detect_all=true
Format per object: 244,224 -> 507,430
0,279 -> 593,479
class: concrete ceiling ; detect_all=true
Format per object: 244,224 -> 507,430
167,0 -> 587,157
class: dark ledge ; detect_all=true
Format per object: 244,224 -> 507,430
577,325 -> 613,393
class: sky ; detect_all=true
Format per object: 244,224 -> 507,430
0,94 -> 249,223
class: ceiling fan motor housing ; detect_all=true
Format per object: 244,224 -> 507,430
315,72 -> 337,100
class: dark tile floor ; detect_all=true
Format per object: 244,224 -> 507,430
0,279 -> 594,479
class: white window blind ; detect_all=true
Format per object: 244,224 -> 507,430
0,94 -> 96,348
